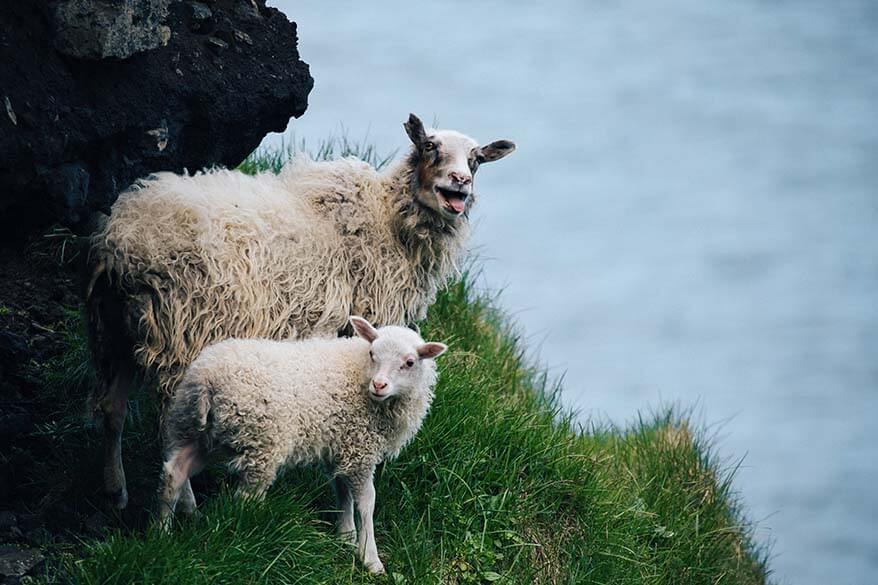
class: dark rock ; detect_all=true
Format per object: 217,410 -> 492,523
10,515 -> 38,536
0,0 -> 313,242
0,512 -> 15,533
0,330 -> 30,396
0,410 -> 34,439
234,30 -> 253,45
234,0 -> 261,20
0,545 -> 43,578
51,0 -> 173,60
42,162 -> 90,226
0,509 -> 21,541
0,467 -> 11,503
0,332 -> 28,365
83,511 -> 110,536
187,1 -> 213,32
24,527 -> 52,546
205,36 -> 229,51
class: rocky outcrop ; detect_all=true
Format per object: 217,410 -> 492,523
0,0 -> 313,241
52,0 -> 174,60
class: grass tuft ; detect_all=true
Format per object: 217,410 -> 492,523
237,133 -> 396,175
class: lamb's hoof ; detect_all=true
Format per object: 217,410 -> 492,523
106,487 -> 128,510
156,516 -> 173,533
183,507 -> 202,519
364,559 -> 385,575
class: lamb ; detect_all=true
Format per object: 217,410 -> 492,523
157,316 -> 447,574
86,113 -> 514,508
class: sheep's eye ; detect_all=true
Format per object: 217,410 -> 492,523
423,141 -> 435,151
404,358 -> 415,369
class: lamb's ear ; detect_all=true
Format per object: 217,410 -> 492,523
349,316 -> 379,343
475,140 -> 516,163
417,342 -> 447,360
404,113 -> 427,146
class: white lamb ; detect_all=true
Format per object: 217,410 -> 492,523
157,316 -> 447,574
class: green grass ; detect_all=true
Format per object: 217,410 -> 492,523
53,146 -> 770,583
237,134 -> 396,175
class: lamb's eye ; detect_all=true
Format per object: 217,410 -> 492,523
423,141 -> 435,151
404,358 -> 415,369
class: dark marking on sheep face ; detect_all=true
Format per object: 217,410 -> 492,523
404,113 -> 427,147
403,113 -> 516,223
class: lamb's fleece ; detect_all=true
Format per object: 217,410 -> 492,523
92,154 -> 465,398
165,330 -> 437,483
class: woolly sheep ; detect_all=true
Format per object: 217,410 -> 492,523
86,113 -> 514,509
157,316 -> 447,574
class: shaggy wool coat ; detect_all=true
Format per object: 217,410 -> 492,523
90,154 -> 465,400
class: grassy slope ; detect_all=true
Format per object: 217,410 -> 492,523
62,145 -> 769,584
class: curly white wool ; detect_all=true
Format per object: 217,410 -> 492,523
158,317 -> 447,574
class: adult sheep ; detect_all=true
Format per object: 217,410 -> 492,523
86,113 -> 515,508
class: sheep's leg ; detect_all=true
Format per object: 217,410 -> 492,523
352,471 -> 384,574
157,443 -> 204,530
100,363 -> 134,510
333,476 -> 356,545
87,274 -> 138,511
234,458 -> 276,501
177,480 -> 197,515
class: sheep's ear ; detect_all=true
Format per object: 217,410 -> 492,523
350,316 -> 379,343
404,113 -> 427,146
475,140 -> 516,163
417,342 -> 447,360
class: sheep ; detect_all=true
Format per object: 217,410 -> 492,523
157,316 -> 447,574
86,113 -> 514,508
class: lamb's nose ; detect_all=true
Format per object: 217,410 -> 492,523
372,380 -> 387,391
449,172 -> 471,185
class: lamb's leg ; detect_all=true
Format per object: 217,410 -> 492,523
333,476 -> 356,545
234,456 -> 276,501
100,363 -> 134,510
235,481 -> 271,500
157,442 -> 204,530
352,471 -> 384,574
177,480 -> 197,515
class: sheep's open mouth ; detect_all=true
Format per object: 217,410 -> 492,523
436,187 -> 469,215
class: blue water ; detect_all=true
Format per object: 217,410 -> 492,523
265,2 -> 878,583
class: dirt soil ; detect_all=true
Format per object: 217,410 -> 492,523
0,235 -> 160,582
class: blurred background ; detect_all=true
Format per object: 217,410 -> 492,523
266,2 -> 878,583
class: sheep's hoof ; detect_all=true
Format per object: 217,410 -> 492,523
106,487 -> 128,510
364,560 -> 385,575
185,507 -> 202,519
156,516 -> 173,533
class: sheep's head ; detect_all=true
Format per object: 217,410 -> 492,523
350,316 -> 447,402
404,113 -> 516,221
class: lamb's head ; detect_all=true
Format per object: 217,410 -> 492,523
350,316 -> 447,402
403,113 -> 516,221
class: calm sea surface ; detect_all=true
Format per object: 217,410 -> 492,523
266,2 -> 878,583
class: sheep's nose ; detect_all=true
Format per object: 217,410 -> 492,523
448,171 -> 472,186
372,379 -> 387,391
